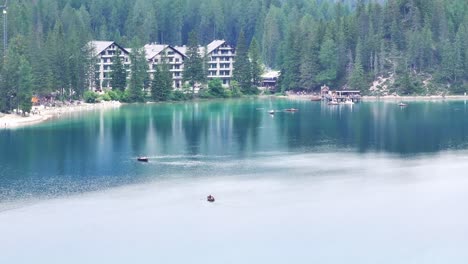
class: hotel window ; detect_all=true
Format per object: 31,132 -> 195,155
175,58 -> 179,62
169,58 -> 173,62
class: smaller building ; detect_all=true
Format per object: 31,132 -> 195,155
144,44 -> 186,88
174,40 -> 235,87
261,70 -> 280,90
88,41 -> 131,91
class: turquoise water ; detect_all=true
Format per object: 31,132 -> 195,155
1,99 -> 468,201
1,98 -> 468,263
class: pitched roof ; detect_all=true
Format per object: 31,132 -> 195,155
144,44 -> 169,60
173,40 -> 228,57
88,40 -> 129,56
206,40 -> 226,54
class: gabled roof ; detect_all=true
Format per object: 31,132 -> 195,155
144,44 -> 168,60
173,40 -> 230,57
88,40 -> 129,56
145,44 -> 187,60
206,40 -> 227,54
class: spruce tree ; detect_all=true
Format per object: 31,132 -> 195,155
111,49 -> 127,92
151,51 -> 172,101
249,38 -> 262,89
233,30 -> 252,94
128,42 -> 148,102
183,31 -> 204,98
18,56 -> 33,115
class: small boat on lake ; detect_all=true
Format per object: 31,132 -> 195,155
328,101 -> 339,105
398,102 -> 408,107
284,108 -> 299,112
268,110 -> 275,114
207,195 -> 215,202
310,96 -> 322,101
137,157 -> 149,162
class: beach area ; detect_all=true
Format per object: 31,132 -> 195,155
0,101 -> 121,129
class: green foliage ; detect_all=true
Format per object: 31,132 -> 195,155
249,38 -> 263,88
84,91 -> 99,103
127,41 -> 148,102
18,56 -> 34,114
183,31 -> 205,97
0,0 -> 467,103
229,81 -> 243,98
233,31 -> 253,94
106,90 -> 123,101
110,50 -> 127,92
151,54 -> 173,101
207,79 -> 226,98
394,72 -> 423,95
171,90 -> 189,101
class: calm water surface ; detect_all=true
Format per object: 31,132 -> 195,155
1,98 -> 468,263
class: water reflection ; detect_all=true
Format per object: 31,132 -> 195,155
2,99 -> 468,200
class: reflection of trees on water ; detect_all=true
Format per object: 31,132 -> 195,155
231,100 -> 263,153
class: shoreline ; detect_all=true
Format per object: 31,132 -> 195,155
3,94 -> 468,129
285,94 -> 468,101
0,101 -> 121,129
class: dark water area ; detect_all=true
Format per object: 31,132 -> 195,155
1,98 -> 468,201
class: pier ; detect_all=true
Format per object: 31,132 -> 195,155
321,88 -> 361,103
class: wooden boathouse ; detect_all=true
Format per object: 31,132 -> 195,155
321,86 -> 361,103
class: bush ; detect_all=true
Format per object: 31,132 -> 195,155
207,79 -> 226,98
230,81 -> 243,98
106,90 -> 122,101
171,90 -> 188,101
84,91 -> 99,103
198,88 -> 214,99
100,93 -> 112,101
120,89 -> 132,103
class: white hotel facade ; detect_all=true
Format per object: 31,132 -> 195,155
89,40 -> 235,91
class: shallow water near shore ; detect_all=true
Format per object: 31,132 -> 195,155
1,98 -> 468,263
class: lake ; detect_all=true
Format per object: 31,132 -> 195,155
1,98 -> 468,263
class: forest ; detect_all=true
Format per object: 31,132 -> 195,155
0,0 -> 467,112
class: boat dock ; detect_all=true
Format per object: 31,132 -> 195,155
321,89 -> 362,103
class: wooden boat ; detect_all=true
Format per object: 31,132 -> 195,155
207,195 -> 215,202
137,157 -> 149,162
310,96 -> 322,101
284,108 -> 299,112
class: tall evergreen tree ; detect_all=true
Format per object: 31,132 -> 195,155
249,38 -> 262,89
151,51 -> 172,101
183,31 -> 204,97
233,30 -> 253,94
111,49 -> 127,92
127,42 -> 148,102
18,56 -> 33,115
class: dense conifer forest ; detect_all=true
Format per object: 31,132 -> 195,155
0,0 -> 467,112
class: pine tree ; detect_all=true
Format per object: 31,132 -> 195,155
183,31 -> 204,97
18,56 -> 33,115
281,26 -> 302,92
233,30 -> 253,94
249,38 -> 262,89
127,42 -> 148,102
317,30 -> 338,86
349,55 -> 367,92
111,49 -> 127,92
151,51 -> 172,101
